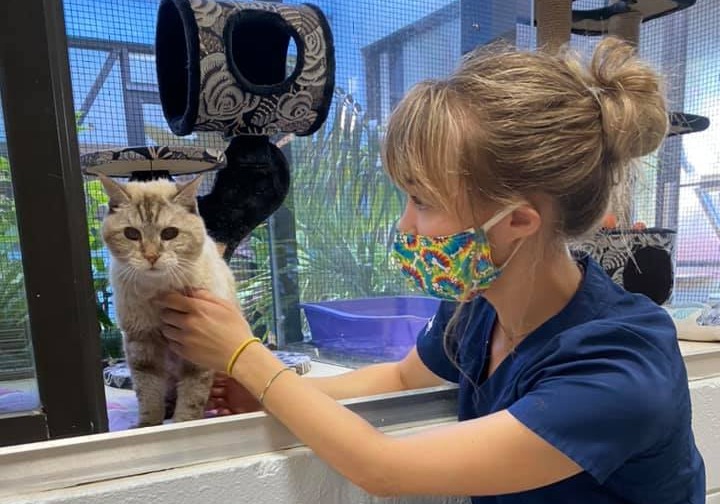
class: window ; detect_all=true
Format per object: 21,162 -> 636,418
0,94 -> 40,414
49,0 -> 472,437
0,0 -> 716,480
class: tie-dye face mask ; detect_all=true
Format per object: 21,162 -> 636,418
392,206 -> 519,302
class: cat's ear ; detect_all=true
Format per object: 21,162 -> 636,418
173,175 -> 204,214
97,173 -> 130,213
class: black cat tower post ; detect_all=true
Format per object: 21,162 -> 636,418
536,0 -> 710,308
84,0 -> 337,383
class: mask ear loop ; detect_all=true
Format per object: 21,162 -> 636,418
480,204 -> 520,232
478,204 -> 524,269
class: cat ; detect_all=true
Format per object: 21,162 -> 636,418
98,174 -> 237,427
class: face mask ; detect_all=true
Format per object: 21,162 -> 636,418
392,206 -> 519,302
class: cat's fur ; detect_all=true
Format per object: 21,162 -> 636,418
99,174 -> 237,427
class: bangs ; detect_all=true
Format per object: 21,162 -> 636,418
382,80 -> 466,212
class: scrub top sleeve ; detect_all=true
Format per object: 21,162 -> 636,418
507,326 -> 674,484
416,301 -> 460,383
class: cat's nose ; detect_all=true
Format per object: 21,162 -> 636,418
144,253 -> 160,265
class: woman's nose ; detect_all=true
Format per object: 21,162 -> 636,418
396,202 -> 416,234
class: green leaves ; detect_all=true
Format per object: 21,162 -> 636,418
290,89 -> 407,302
0,149 -> 115,332
231,90 -> 409,341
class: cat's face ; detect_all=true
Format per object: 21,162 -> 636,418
99,175 -> 206,276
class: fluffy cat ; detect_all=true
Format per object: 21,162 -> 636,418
98,174 -> 237,427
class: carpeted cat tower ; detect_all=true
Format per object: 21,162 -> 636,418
84,0 -> 337,386
535,0 -> 710,308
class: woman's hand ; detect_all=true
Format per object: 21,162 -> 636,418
206,373 -> 262,415
156,289 -> 253,373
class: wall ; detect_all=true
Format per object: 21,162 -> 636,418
7,375 -> 720,504
691,376 -> 720,494
11,441 -> 467,504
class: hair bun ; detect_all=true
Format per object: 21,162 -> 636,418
585,37 -> 669,162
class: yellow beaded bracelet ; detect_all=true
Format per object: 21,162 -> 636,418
225,337 -> 262,375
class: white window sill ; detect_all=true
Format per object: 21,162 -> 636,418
0,338 -> 718,501
678,340 -> 720,381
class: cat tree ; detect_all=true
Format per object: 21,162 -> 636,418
83,0 -> 335,262
82,0 -> 337,385
535,0 -> 711,306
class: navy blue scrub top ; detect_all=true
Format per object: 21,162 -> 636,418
417,255 -> 706,504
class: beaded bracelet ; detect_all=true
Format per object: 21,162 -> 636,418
225,337 -> 262,375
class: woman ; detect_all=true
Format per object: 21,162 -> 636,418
157,38 -> 705,503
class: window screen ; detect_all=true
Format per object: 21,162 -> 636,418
0,90 -> 40,411
62,0 -> 718,374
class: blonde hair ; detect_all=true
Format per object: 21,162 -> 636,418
383,37 -> 668,238
382,38 -> 669,378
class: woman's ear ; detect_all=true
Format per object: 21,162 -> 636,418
508,204 -> 542,240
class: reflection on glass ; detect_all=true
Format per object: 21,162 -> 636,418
0,96 -> 40,415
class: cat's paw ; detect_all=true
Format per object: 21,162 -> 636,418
170,413 -> 204,424
134,420 -> 164,429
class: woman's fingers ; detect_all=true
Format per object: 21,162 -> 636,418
166,339 -> 184,357
187,289 -> 215,301
162,324 -> 184,343
154,291 -> 195,313
159,308 -> 185,329
188,289 -> 234,309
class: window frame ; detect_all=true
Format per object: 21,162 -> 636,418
0,0 -> 108,446
0,0 -> 715,464
0,385 -> 459,498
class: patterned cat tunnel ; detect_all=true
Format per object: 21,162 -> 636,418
155,0 -> 335,138
152,0 -> 336,258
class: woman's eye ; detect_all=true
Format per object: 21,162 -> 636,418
161,227 -> 179,240
123,227 -> 141,241
411,196 -> 429,211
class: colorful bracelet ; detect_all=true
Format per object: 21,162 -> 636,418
225,337 -> 262,375
258,367 -> 294,405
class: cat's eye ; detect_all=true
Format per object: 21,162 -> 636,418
161,227 -> 179,240
123,227 -> 141,241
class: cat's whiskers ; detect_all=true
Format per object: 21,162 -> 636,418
166,266 -> 184,290
177,266 -> 194,289
117,264 -> 136,284
171,257 -> 200,284
167,264 -> 192,290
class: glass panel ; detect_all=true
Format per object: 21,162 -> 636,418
59,0 -> 720,429
0,90 -> 40,415
568,0 -> 720,305
65,0 -> 159,432
675,0 -> 720,303
278,0 -> 547,365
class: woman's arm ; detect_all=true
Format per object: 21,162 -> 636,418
307,348 -> 446,400
232,342 -> 581,497
210,350 -> 444,414
160,290 -> 581,497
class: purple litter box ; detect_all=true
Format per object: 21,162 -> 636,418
300,296 -> 441,361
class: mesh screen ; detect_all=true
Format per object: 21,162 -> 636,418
0,90 -> 39,391
62,0 -> 719,359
